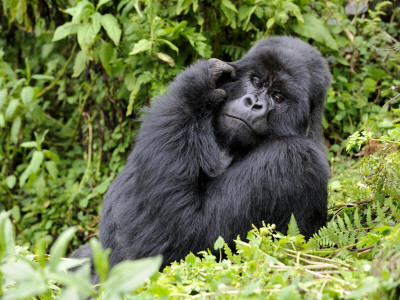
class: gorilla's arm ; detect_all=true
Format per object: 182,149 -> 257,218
204,137 -> 329,244
100,59 -> 234,267
134,59 -> 234,177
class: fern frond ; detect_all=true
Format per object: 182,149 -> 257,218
287,214 -> 300,236
344,213 -> 354,231
327,222 -> 341,246
337,249 -> 354,262
220,45 -> 247,60
313,226 -> 336,247
366,206 -> 374,227
224,243 -> 234,261
336,215 -> 349,246
354,208 -> 364,231
387,198 -> 400,220
376,204 -> 387,224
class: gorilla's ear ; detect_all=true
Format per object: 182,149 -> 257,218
306,59 -> 331,146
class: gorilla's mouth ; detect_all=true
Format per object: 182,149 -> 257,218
224,114 -> 257,136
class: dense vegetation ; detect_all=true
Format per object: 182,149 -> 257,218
0,0 -> 399,298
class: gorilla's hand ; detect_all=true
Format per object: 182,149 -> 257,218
208,58 -> 235,100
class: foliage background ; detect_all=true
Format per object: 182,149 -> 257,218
0,0 -> 400,298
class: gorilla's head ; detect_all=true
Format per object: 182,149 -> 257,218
215,37 -> 331,152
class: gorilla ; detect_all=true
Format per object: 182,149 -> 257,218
73,36 -> 331,272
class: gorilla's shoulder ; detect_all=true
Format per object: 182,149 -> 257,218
258,136 -> 328,162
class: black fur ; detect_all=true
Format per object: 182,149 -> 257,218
73,36 -> 331,272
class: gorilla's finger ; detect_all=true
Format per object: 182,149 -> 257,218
208,58 -> 235,83
211,88 -> 227,100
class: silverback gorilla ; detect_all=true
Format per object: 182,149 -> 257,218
73,36 -> 331,272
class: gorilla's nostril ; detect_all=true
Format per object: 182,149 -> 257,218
252,103 -> 263,110
245,97 -> 253,107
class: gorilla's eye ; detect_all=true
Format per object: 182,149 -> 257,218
274,94 -> 284,103
252,76 -> 263,88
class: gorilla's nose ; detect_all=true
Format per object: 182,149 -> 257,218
241,94 -> 266,114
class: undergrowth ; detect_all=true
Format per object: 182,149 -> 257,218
1,141 -> 399,299
1,0 -> 400,299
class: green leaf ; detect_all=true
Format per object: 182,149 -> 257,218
43,149 -> 61,164
363,78 -> 377,92
90,238 -> 110,283
282,2 -> 303,23
20,141 -> 38,148
30,150 -> 44,173
97,0 -> 111,10
277,285 -> 301,300
287,214 -> 300,236
0,211 -> 16,260
49,227 -> 77,271
346,276 -> 380,299
103,256 -> 162,295
129,39 -> 152,55
267,17 -> 275,29
93,178 -> 112,194
0,88 -> 7,110
45,265 -> 94,297
238,5 -> 257,27
90,12 -> 102,33
45,161 -> 58,180
11,205 -> 20,221
157,38 -> 179,53
31,74 -> 55,81
1,261 -> 47,299
5,175 -> 16,189
214,236 -> 225,250
99,41 -> 114,75
0,113 -> 4,128
100,14 -> 122,46
238,5 -> 252,21
72,50 -> 88,78
292,13 -> 338,50
19,150 -> 44,187
5,99 -> 19,120
20,86 -> 35,105
52,22 -> 80,42
10,115 -> 21,144
77,18 -> 100,50
71,0 -> 95,23
221,0 -> 238,13
126,81 -> 141,116
185,252 -> 197,264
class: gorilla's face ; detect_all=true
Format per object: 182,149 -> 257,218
216,51 -> 311,150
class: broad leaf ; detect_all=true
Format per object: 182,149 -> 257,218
1,261 -> 47,299
52,22 -> 80,42
97,0 -> 111,10
99,41 -> 114,75
71,0 -> 95,23
20,86 -> 35,105
102,256 -> 162,296
292,13 -> 338,50
100,14 -> 122,46
129,39 -> 152,55
0,211 -> 16,260
5,99 -> 19,120
72,50 -> 88,78
10,116 -> 21,144
49,227 -> 77,271
221,0 -> 238,13
5,175 -> 16,189
77,18 -> 101,50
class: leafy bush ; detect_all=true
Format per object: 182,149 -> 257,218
1,138 -> 400,298
1,0 -> 399,247
0,0 -> 400,298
